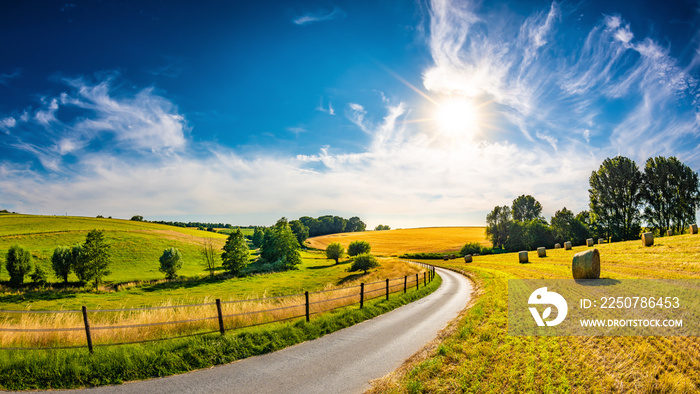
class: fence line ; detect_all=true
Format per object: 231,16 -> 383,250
0,262 -> 436,352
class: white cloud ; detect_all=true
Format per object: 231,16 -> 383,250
293,7 -> 346,26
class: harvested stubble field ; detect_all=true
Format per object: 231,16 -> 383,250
305,226 -> 489,256
370,232 -> 700,393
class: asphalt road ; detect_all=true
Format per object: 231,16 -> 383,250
63,267 -> 472,394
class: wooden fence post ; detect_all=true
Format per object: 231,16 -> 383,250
216,299 -> 225,335
424,272 -> 427,287
385,278 -> 389,300
416,273 -> 419,290
360,283 -> 365,309
305,291 -> 310,322
81,306 -> 93,354
404,275 -> 407,293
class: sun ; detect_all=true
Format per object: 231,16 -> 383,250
435,98 -> 479,137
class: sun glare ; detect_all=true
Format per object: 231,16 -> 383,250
435,98 -> 478,137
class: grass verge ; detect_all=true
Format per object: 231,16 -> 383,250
0,273 -> 441,390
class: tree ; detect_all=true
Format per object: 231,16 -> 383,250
260,218 -> 302,270
346,217 -> 367,232
589,156 -> 643,241
374,224 -> 391,231
641,156 -> 700,235
350,253 -> 379,274
486,205 -> 512,249
51,246 -> 73,284
289,220 -> 309,247
30,265 -> 48,287
76,229 -> 111,290
325,242 -> 345,264
201,239 -> 218,277
347,240 -> 371,256
221,229 -> 250,275
252,228 -> 265,248
551,208 -> 590,246
511,195 -> 543,222
5,245 -> 32,287
159,248 -> 183,279
130,215 -> 143,221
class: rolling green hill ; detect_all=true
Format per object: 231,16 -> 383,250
0,214 -> 228,284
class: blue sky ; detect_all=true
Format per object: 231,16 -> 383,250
1,0 -> 699,228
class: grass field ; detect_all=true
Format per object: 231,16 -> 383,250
370,232 -> 700,393
305,227 -> 489,256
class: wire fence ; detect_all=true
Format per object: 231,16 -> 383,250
0,262 -> 436,352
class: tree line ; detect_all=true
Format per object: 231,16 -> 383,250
486,156 -> 700,251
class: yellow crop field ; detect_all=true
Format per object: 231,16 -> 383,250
305,227 -> 488,256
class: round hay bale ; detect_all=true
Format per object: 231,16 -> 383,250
464,254 -> 472,263
572,248 -> 600,279
667,229 -> 673,237
691,224 -> 698,234
642,232 -> 654,247
554,243 -> 561,249
586,238 -> 594,247
598,238 -> 604,245
518,251 -> 528,264
443,255 -> 449,261
564,241 -> 572,250
537,247 -> 546,258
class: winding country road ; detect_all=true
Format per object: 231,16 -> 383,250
64,266 -> 472,394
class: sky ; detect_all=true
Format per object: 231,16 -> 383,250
1,0 -> 700,228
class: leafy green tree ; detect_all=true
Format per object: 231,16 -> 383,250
260,218 -> 302,270
511,195 -> 543,222
159,247 -> 183,279
51,246 -> 73,284
486,205 -> 512,249
551,208 -> 590,246
374,224 -> 391,231
347,240 -> 371,256
350,253 -> 379,274
130,215 -> 143,221
252,227 -> 265,248
589,156 -> 643,241
325,242 -> 345,264
289,220 -> 310,247
221,229 -> 250,275
346,216 -> 367,232
5,245 -> 32,288
30,265 -> 48,287
641,156 -> 700,235
75,230 -> 111,290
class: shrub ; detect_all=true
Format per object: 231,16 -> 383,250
460,242 -> 482,256
325,242 -> 345,264
30,265 -> 48,287
159,248 -> 183,279
347,240 -> 371,256
5,245 -> 33,288
350,253 -> 379,274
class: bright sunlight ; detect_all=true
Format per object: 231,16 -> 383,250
435,98 -> 479,138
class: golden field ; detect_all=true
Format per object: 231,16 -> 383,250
305,227 -> 489,256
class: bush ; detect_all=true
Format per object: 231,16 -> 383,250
460,242 -> 482,256
159,248 -> 183,279
325,243 -> 345,264
30,265 -> 48,287
347,240 -> 371,256
350,253 -> 379,274
5,245 -> 33,288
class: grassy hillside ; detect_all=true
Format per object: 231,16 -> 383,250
371,232 -> 700,393
0,214 -> 229,284
305,227 -> 489,256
